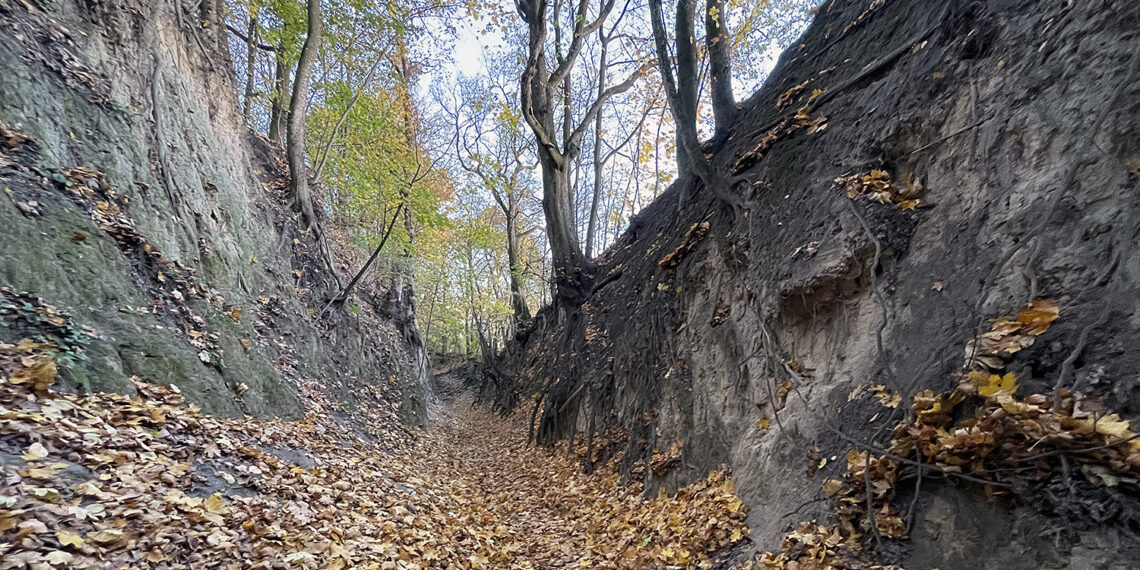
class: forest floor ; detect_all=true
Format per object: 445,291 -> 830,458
0,343 -> 749,569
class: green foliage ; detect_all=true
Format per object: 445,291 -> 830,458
259,0 -> 307,60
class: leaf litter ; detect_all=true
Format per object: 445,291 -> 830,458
0,339 -> 748,568
745,299 -> 1140,568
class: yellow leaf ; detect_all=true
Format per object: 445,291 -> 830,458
10,358 -> 57,393
1018,299 -> 1060,335
227,308 -> 242,321
721,477 -> 735,495
976,372 -> 1018,397
146,550 -> 170,563
75,481 -> 102,496
1086,414 -> 1135,440
56,530 -> 84,547
756,417 -> 770,430
25,467 -> 60,480
87,529 -> 123,544
204,493 -> 226,514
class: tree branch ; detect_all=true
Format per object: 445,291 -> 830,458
567,62 -> 652,152
226,23 -> 276,52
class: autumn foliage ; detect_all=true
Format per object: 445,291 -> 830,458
0,337 -> 748,568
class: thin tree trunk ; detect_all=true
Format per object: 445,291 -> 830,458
539,147 -> 590,304
705,0 -> 735,139
242,9 -> 259,122
393,41 -> 420,258
268,52 -> 289,144
649,0 -> 742,213
506,204 -> 531,323
586,32 -> 606,259
287,0 -> 321,230
424,278 -> 441,346
317,204 -> 402,320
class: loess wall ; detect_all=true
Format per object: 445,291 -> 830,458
498,1 -> 1140,567
0,0 -> 431,424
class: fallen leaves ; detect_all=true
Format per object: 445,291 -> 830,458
0,341 -> 750,569
776,79 -> 812,108
650,438 -> 686,476
658,221 -> 710,269
732,103 -> 828,174
964,298 -> 1059,370
834,169 -> 927,210
968,371 -> 1018,397
752,300 -> 1137,568
753,521 -> 900,570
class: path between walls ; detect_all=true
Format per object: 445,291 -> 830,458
0,350 -> 749,569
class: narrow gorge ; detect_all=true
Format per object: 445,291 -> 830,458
1,0 -> 1138,568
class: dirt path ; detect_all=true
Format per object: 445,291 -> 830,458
0,352 -> 747,568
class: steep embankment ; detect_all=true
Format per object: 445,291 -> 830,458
497,1 -> 1140,567
0,0 -> 430,422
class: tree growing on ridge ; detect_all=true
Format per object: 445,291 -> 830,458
515,0 -> 649,305
648,0 -> 743,213
286,0 -> 321,229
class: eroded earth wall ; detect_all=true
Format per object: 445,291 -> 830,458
499,1 -> 1140,567
0,0 -> 431,424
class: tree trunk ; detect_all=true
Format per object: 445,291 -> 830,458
539,146 -> 591,304
399,186 -> 416,253
506,204 -> 531,323
286,0 -> 321,229
705,0 -> 735,139
585,29 -> 610,259
392,41 -> 419,259
518,0 -> 632,305
241,9 -> 259,122
268,52 -> 289,144
424,278 -> 441,346
674,0 -> 699,137
649,0 -> 741,214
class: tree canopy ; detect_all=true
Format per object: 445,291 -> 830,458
224,0 -> 820,356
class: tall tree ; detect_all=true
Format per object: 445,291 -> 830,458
648,0 -> 742,212
241,4 -> 261,122
516,0 -> 648,304
705,0 -> 735,138
268,53 -> 290,143
286,0 -> 321,229
451,76 -> 536,326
